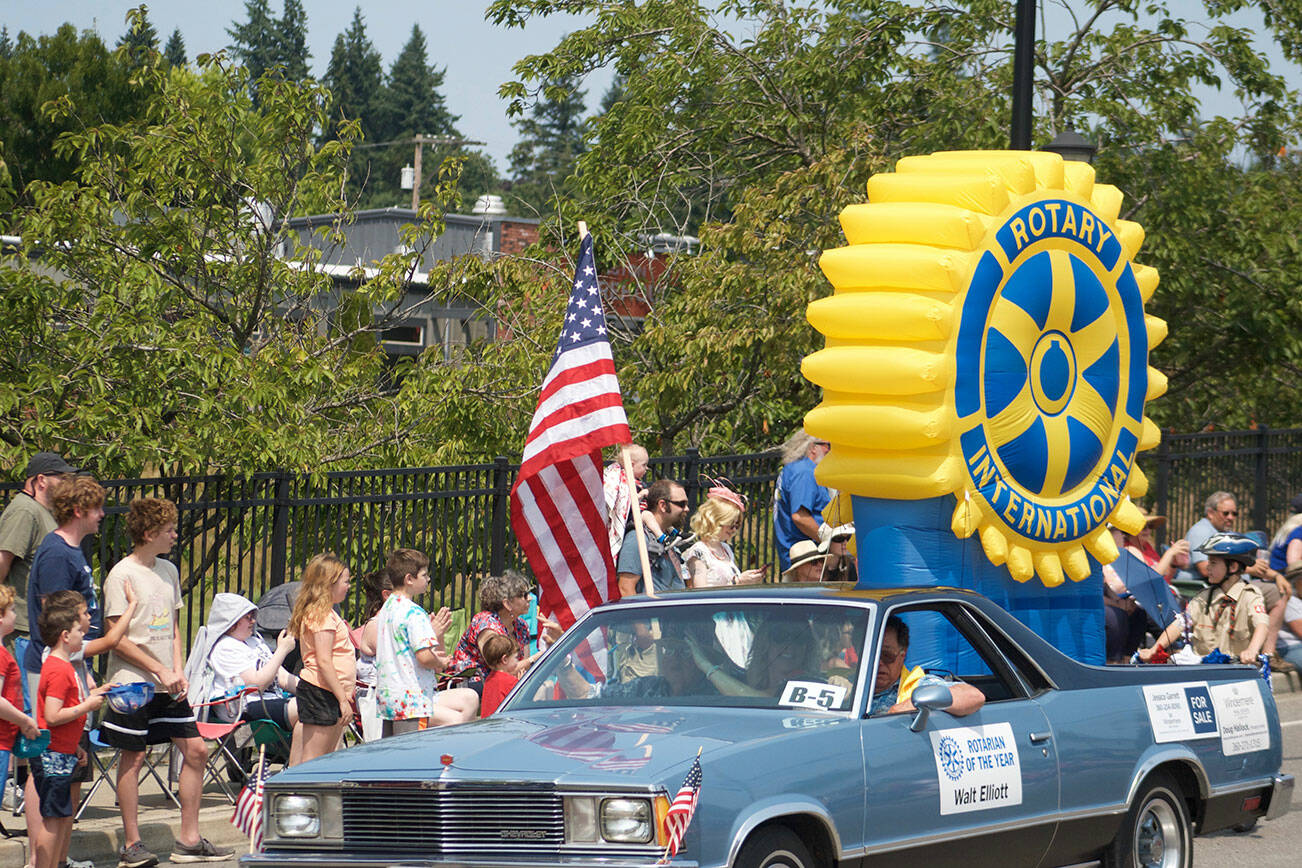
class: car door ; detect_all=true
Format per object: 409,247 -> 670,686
857,603 -> 1060,868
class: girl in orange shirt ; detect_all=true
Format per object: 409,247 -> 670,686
288,554 -> 356,765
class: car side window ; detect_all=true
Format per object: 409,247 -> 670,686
882,603 -> 1029,706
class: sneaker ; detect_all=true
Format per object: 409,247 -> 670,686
170,838 -> 234,863
118,841 -> 159,868
61,858 -> 95,868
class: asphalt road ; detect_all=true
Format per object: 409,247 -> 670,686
1194,687 -> 1302,866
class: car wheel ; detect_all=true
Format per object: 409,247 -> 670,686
735,826 -> 817,868
1104,773 -> 1192,868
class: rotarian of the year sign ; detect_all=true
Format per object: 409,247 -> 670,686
929,722 -> 1023,816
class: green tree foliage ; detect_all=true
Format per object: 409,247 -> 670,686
478,0 -> 1302,452
0,23 -> 155,207
0,54 -> 487,476
228,0 -> 311,101
505,75 -> 587,216
163,28 -> 187,68
322,8 -> 384,140
116,5 -> 159,70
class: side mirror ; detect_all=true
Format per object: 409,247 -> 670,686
908,683 -> 954,732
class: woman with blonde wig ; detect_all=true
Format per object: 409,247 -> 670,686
288,554 -> 356,764
683,485 -> 765,587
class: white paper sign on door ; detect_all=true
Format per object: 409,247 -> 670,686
1209,681 -> 1270,756
929,722 -> 1022,815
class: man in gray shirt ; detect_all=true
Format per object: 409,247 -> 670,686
0,451 -> 78,645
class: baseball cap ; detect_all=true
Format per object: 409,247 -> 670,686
22,452 -> 79,479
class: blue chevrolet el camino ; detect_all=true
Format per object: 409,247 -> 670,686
244,585 -> 1292,868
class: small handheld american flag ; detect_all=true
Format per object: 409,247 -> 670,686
662,754 -> 703,859
232,754 -> 271,852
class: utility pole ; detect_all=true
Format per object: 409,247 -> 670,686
408,134 -> 485,210
1010,0 -> 1036,150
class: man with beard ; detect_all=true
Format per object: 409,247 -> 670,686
616,479 -> 690,597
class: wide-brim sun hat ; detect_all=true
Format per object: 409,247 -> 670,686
782,539 -> 830,578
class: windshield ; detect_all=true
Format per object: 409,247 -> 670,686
506,601 -> 874,713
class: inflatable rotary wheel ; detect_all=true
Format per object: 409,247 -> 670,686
803,151 -> 1166,587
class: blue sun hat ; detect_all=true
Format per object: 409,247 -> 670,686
106,681 -> 156,714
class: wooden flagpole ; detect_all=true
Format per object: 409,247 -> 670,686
578,221 -> 655,598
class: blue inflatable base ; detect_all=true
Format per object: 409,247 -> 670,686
852,495 -> 1104,666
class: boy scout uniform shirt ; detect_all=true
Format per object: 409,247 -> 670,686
1186,580 -> 1269,657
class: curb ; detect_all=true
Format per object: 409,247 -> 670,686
0,802 -> 249,867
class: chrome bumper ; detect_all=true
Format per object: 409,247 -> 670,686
241,856 -> 695,868
1266,773 -> 1294,820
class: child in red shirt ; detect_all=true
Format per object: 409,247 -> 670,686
479,632 -> 522,717
32,599 -> 108,868
0,585 -> 40,802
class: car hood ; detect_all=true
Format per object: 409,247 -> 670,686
272,706 -> 854,788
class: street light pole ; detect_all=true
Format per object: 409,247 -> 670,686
1010,0 -> 1036,150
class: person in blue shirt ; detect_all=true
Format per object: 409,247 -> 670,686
773,433 -> 831,571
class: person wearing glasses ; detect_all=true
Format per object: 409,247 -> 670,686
773,432 -> 832,573
869,616 -> 985,717
616,479 -> 690,597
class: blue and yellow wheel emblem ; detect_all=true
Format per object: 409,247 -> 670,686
803,151 -> 1167,586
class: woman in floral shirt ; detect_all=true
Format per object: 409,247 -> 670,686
451,571 -> 560,678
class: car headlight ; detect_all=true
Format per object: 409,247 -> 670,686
269,792 -> 343,843
273,795 -> 319,837
600,797 -> 653,843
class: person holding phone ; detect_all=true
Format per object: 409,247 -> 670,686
683,485 -> 765,587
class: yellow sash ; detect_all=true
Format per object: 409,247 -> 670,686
897,664 -> 926,705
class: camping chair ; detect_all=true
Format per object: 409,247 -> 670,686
191,687 -> 263,804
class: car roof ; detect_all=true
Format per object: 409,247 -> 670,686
611,583 -> 991,606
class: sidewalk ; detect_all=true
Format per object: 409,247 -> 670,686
0,765 -> 250,868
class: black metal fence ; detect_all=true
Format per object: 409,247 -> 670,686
1,449 -> 782,649
6,428 -> 1298,649
1144,427 -> 1302,546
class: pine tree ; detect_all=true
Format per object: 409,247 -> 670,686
276,0 -> 310,82
506,76 -> 587,215
117,6 -> 159,69
377,25 -> 457,142
322,7 -> 384,139
0,28 -> 13,60
229,0 -> 278,91
163,29 -> 187,67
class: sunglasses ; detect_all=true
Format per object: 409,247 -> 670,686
668,499 -> 690,508
1218,509 -> 1238,517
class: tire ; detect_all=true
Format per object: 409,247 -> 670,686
735,826 -> 817,868
1104,773 -> 1192,868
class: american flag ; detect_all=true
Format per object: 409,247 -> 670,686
511,233 -> 631,637
231,757 -> 271,852
662,756 -> 703,858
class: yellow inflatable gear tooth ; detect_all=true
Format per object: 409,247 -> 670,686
1062,162 -> 1096,201
1084,527 -> 1119,563
1114,221 -> 1145,261
1128,464 -> 1149,499
814,450 -> 961,500
1032,551 -> 1065,587
1061,546 -> 1092,582
1090,184 -> 1124,224
1006,546 -> 1034,583
1133,265 -> 1159,302
819,245 -> 975,294
805,404 -> 952,451
896,155 -> 1037,195
1111,499 -> 1146,535
866,173 -> 1010,215
806,293 -> 955,342
1147,367 -> 1169,401
908,150 -> 1062,192
980,523 -> 1009,565
1146,315 -> 1168,349
951,498 -> 978,538
1139,417 -> 1161,451
838,203 -> 990,249
802,346 -> 951,395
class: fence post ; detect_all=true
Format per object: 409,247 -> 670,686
1254,426 -> 1269,533
1153,433 -> 1171,546
490,456 -> 511,575
269,471 -> 291,587
683,447 -> 701,504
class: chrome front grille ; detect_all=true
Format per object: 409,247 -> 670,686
341,784 -> 564,853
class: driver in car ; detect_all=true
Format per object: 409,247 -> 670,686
870,615 -> 987,717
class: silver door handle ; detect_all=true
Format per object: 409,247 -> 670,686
1029,731 -> 1053,744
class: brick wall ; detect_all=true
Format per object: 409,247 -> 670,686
498,220 -> 539,255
